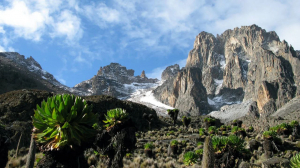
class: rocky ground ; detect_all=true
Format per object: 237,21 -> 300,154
1,89 -> 300,168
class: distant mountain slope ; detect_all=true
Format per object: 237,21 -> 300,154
74,63 -> 158,99
0,52 -> 84,95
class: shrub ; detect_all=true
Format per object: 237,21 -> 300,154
204,117 -> 215,123
197,141 -> 203,147
167,109 -> 179,126
290,152 -> 300,168
199,128 -> 206,136
170,140 -> 179,146
144,142 -> 154,150
290,120 -> 299,128
219,125 -> 226,131
263,131 -> 276,139
32,94 -> 97,151
103,108 -> 128,130
182,116 -> 191,128
228,135 -> 244,152
183,151 -> 198,166
125,153 -> 132,158
208,126 -> 217,134
231,126 -> 239,134
195,148 -> 203,156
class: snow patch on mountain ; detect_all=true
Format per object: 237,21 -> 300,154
127,81 -> 172,116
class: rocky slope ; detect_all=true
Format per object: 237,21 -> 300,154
74,63 -> 158,99
0,52 -> 85,95
154,24 -> 300,117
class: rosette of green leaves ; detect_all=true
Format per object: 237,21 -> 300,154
208,126 -> 217,134
199,128 -> 205,136
32,94 -> 97,151
170,140 -> 178,146
144,142 -> 154,150
290,153 -> 300,168
290,120 -> 299,128
183,151 -> 198,166
263,130 -> 276,139
103,108 -> 128,130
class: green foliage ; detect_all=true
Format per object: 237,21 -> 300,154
197,141 -> 203,147
183,151 -> 198,166
228,135 -> 244,152
232,119 -> 237,123
290,120 -> 299,128
144,142 -> 154,150
208,126 -> 217,134
219,125 -> 226,131
211,135 -> 244,154
181,140 -> 187,145
125,153 -> 132,158
204,117 -> 215,123
170,140 -> 179,146
195,148 -> 203,155
103,108 -> 128,130
231,126 -> 239,133
94,150 -> 99,156
212,136 -> 229,153
199,128 -> 206,136
263,130 -> 276,139
290,153 -> 300,168
32,94 -> 97,151
167,109 -> 179,126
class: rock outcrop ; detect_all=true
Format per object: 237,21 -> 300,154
161,64 -> 180,81
153,67 -> 210,116
155,25 -> 300,116
75,63 -> 158,99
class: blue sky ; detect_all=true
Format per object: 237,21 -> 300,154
0,0 -> 299,87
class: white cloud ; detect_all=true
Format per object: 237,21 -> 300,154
82,2 -> 120,28
51,10 -> 82,42
0,0 -> 83,43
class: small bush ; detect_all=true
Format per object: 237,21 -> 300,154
170,140 -> 179,146
263,131 -> 276,139
290,120 -> 299,128
199,128 -> 206,136
197,141 -> 203,147
204,117 -> 215,123
195,148 -> 203,156
183,151 -> 198,166
144,142 -> 154,150
208,126 -> 217,134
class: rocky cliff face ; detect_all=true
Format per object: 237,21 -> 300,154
75,63 -> 158,99
155,25 -> 300,116
161,64 -> 180,81
153,67 -> 210,116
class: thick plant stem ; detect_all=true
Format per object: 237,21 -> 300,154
14,132 -> 23,158
25,133 -> 36,168
202,136 -> 215,168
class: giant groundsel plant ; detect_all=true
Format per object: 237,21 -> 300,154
32,94 -> 98,151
